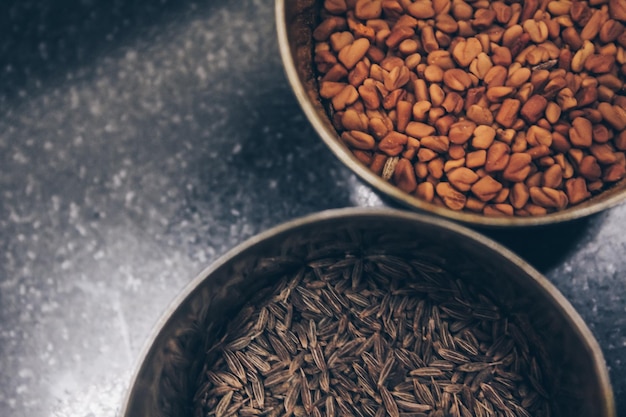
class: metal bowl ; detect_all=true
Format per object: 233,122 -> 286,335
275,0 -> 626,227
120,208 -> 614,417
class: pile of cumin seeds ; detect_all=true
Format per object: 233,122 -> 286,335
193,251 -> 551,417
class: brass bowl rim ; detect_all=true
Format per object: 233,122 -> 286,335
120,207 -> 615,417
275,0 -> 626,227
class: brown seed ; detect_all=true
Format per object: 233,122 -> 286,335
405,122 -> 436,139
485,142 -> 511,173
601,19 -> 625,43
543,101 -> 561,125
428,157 -> 445,179
443,69 -> 473,91
502,153 -> 532,182
466,150 -> 487,168
484,66 -> 508,88
471,175 -> 503,202
604,163 -> 626,182
584,54 -> 616,74
523,19 -> 549,43
579,155 -> 602,181
418,148 -> 437,162
416,181 -> 435,202
442,92 -> 465,114
485,86 -> 514,103
449,121 -> 476,145
542,164 -> 563,188
529,186 -> 568,209
484,204 -> 514,216
580,9 -> 605,41
436,115 -> 457,136
470,53 -> 494,80
332,85 -> 359,111
384,65 -> 411,90
407,0 -> 436,19
447,167 -> 480,192
421,136 -> 450,153
472,125 -> 496,149
466,105 -> 494,125
510,182 -> 530,209
569,117 -> 593,148
590,144 -> 618,165
320,81 -> 348,99
505,67 -> 531,89
343,131 -> 376,150
452,38 -> 483,67
520,95 -> 548,124
393,158 -> 418,193
599,103 -> 626,130
526,125 -> 552,148
355,0 -> 383,19
495,99 -> 521,128
571,1 -> 592,25
313,16 -> 347,42
436,182 -> 467,210
386,26 -> 415,50
324,0 -> 347,14
338,38 -> 371,69
611,0 -> 626,21
424,65 -> 444,83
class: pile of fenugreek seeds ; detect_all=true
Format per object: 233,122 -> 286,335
194,251 -> 551,417
313,0 -> 626,216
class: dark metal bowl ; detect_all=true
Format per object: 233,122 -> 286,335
120,208 -> 614,417
275,0 -> 626,227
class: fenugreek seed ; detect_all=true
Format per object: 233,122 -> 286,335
569,117 -> 593,148
436,182 -> 467,210
495,99 -> 521,128
443,69 -> 473,91
447,167 -> 479,192
405,122 -> 436,139
471,175 -> 503,202
452,38 -> 483,67
520,95 -> 548,124
466,105 -> 494,125
449,121 -> 476,145
338,38 -> 370,70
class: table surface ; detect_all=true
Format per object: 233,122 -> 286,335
0,1 -> 624,416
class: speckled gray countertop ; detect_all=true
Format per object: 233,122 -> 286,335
0,1 -> 624,416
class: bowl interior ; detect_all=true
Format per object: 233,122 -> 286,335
121,210 -> 613,417
277,0 -> 626,227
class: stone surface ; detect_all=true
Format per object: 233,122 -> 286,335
0,0 -> 624,416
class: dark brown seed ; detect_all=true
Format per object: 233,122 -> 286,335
223,350 -> 247,384
395,399 -> 432,413
438,348 -> 470,364
380,385 -> 401,417
378,353 -> 396,386
409,367 -> 444,377
311,343 -> 328,371
326,395 -> 336,417
413,380 -> 436,407
457,362 -> 493,373
481,383 -> 507,411
215,391 -> 233,417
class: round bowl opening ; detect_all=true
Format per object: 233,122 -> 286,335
121,209 -> 614,417
276,0 -> 626,227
